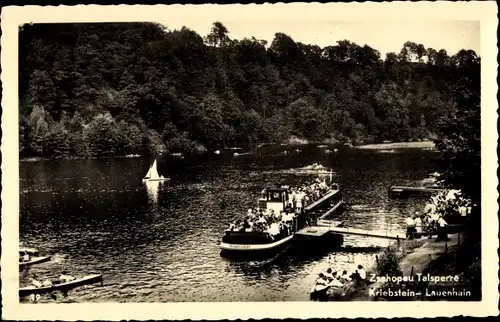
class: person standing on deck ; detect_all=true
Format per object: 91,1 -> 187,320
291,189 -> 297,210
295,191 -> 303,214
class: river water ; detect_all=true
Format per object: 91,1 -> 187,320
19,144 -> 437,302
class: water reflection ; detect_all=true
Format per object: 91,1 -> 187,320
144,180 -> 161,205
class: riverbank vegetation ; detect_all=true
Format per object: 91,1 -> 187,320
19,22 -> 479,159
431,47 -> 481,300
354,48 -> 481,301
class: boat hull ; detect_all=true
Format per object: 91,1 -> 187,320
19,274 -> 103,296
310,285 -> 330,301
19,256 -> 51,268
220,234 -> 294,259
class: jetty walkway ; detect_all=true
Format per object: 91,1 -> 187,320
296,225 -> 403,241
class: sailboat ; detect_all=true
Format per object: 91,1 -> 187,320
142,159 -> 170,182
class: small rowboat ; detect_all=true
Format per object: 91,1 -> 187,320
19,256 -> 51,268
19,274 -> 103,296
310,284 -> 331,301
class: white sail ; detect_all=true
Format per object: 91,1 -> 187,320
149,159 -> 160,179
144,159 -> 161,180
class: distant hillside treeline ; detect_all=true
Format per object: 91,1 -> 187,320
19,22 -> 480,158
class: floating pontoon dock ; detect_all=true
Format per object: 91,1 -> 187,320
296,225 -> 402,241
388,185 -> 444,198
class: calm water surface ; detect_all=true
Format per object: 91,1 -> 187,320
19,145 -> 438,302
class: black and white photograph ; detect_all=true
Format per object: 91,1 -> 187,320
1,2 -> 498,320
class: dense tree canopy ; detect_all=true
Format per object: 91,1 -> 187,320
19,22 -> 480,159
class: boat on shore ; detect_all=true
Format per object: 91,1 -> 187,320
19,255 -> 51,268
220,183 -> 344,259
19,274 -> 103,296
142,159 -> 169,182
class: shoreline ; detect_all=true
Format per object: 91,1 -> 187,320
353,141 -> 436,150
20,141 -> 437,162
329,233 -> 461,301
20,154 -> 143,162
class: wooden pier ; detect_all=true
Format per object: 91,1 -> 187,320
388,185 -> 444,198
297,225 -> 403,240
295,226 -> 331,238
324,226 -> 402,240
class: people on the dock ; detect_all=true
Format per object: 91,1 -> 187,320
405,215 -> 416,239
414,213 -> 423,238
436,215 -> 449,242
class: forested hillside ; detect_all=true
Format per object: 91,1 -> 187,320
19,22 -> 480,158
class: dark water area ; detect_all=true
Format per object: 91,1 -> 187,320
19,144 -> 439,302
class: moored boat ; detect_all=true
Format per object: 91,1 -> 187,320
388,185 -> 444,198
19,255 -> 51,268
220,180 -> 344,259
19,274 -> 103,296
310,283 -> 330,301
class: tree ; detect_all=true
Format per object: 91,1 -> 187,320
426,48 -> 438,65
204,22 -> 231,48
18,22 -> 476,159
44,122 -> 70,158
434,56 -> 480,209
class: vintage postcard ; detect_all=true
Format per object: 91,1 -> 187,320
1,2 -> 498,320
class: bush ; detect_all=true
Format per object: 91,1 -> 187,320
377,246 -> 403,286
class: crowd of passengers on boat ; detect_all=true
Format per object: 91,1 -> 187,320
281,178 -> 333,212
226,178 -> 336,237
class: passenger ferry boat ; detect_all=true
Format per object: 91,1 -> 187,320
220,184 -> 344,258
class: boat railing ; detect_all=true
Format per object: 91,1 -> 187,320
304,189 -> 340,212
